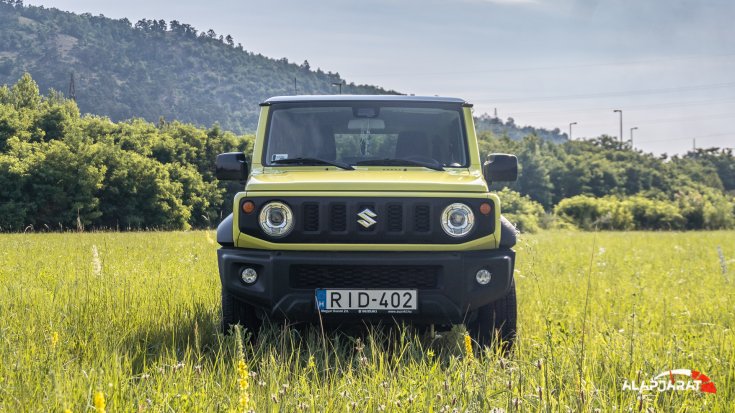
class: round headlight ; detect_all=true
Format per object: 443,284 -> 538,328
440,203 -> 474,237
259,201 -> 294,237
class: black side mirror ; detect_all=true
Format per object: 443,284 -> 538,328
483,153 -> 518,183
216,152 -> 248,181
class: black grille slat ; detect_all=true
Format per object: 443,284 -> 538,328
303,203 -> 319,231
414,205 -> 431,232
330,204 -> 347,232
290,265 -> 439,289
387,205 -> 403,232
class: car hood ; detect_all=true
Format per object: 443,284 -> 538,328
245,168 -> 488,193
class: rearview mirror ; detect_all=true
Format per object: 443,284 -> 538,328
483,153 -> 518,183
347,118 -> 385,130
216,152 -> 248,181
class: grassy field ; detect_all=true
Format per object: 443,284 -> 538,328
0,231 -> 733,412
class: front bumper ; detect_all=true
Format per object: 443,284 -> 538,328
217,248 -> 515,325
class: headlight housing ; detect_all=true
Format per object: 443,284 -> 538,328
259,201 -> 294,237
440,203 -> 474,237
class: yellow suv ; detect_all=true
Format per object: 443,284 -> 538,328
216,96 -> 518,347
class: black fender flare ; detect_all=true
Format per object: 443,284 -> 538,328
217,213 -> 234,246
499,215 -> 518,248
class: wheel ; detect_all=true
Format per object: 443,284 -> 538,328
467,278 -> 517,351
221,289 -> 262,338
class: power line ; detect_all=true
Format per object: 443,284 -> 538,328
351,52 -> 735,78
506,97 -> 735,117
473,81 -> 735,104
636,132 -> 732,144
553,112 -> 735,128
628,113 -> 735,126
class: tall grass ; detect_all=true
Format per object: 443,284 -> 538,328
0,231 -> 733,411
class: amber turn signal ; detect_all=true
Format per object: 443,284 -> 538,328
242,201 -> 255,214
479,202 -> 492,215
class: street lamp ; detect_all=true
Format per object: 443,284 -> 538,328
331,81 -> 344,94
630,127 -> 638,147
613,110 -> 623,146
569,122 -> 577,140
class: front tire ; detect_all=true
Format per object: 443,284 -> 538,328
467,278 -> 517,351
221,290 -> 262,338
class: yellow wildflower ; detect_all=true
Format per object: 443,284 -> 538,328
234,326 -> 252,412
63,409 -> 72,413
237,358 -> 250,410
93,391 -> 106,413
427,348 -> 435,359
51,331 -> 59,347
307,355 -> 316,369
463,333 -> 474,360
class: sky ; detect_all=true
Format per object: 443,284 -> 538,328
29,0 -> 735,154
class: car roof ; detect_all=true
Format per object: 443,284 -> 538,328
262,95 -> 470,106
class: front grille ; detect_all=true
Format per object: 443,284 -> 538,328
303,203 -> 319,231
330,204 -> 347,232
290,265 -> 440,289
387,204 -> 403,232
414,205 -> 431,232
239,197 -> 494,244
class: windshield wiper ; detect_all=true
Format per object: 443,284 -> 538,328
354,158 -> 445,171
271,157 -> 354,170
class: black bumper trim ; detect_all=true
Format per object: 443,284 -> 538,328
217,248 -> 515,325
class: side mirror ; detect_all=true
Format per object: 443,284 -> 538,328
483,153 -> 518,183
216,152 -> 248,181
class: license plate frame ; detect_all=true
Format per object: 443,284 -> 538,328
315,289 -> 418,314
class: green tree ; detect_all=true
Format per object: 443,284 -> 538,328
11,73 -> 40,110
496,188 -> 545,233
515,136 -> 554,208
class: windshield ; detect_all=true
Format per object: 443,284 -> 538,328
263,101 -> 468,168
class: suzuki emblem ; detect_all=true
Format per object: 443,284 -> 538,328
357,208 -> 377,228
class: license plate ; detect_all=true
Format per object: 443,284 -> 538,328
316,289 -> 418,314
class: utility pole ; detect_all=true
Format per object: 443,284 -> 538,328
693,138 -> 696,151
331,81 -> 344,94
494,108 -> 498,118
293,77 -> 297,95
629,126 -> 638,147
613,109 -> 623,147
68,72 -> 76,101
569,122 -> 577,140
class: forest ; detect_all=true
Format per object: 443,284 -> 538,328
481,133 -> 735,231
1,74 -> 733,231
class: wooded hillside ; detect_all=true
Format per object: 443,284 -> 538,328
0,0 -> 395,133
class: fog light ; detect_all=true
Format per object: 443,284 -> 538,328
240,267 -> 258,284
475,269 -> 492,285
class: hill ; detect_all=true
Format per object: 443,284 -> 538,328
0,0 -> 396,132
1,1 -> 575,142
474,113 -> 567,143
